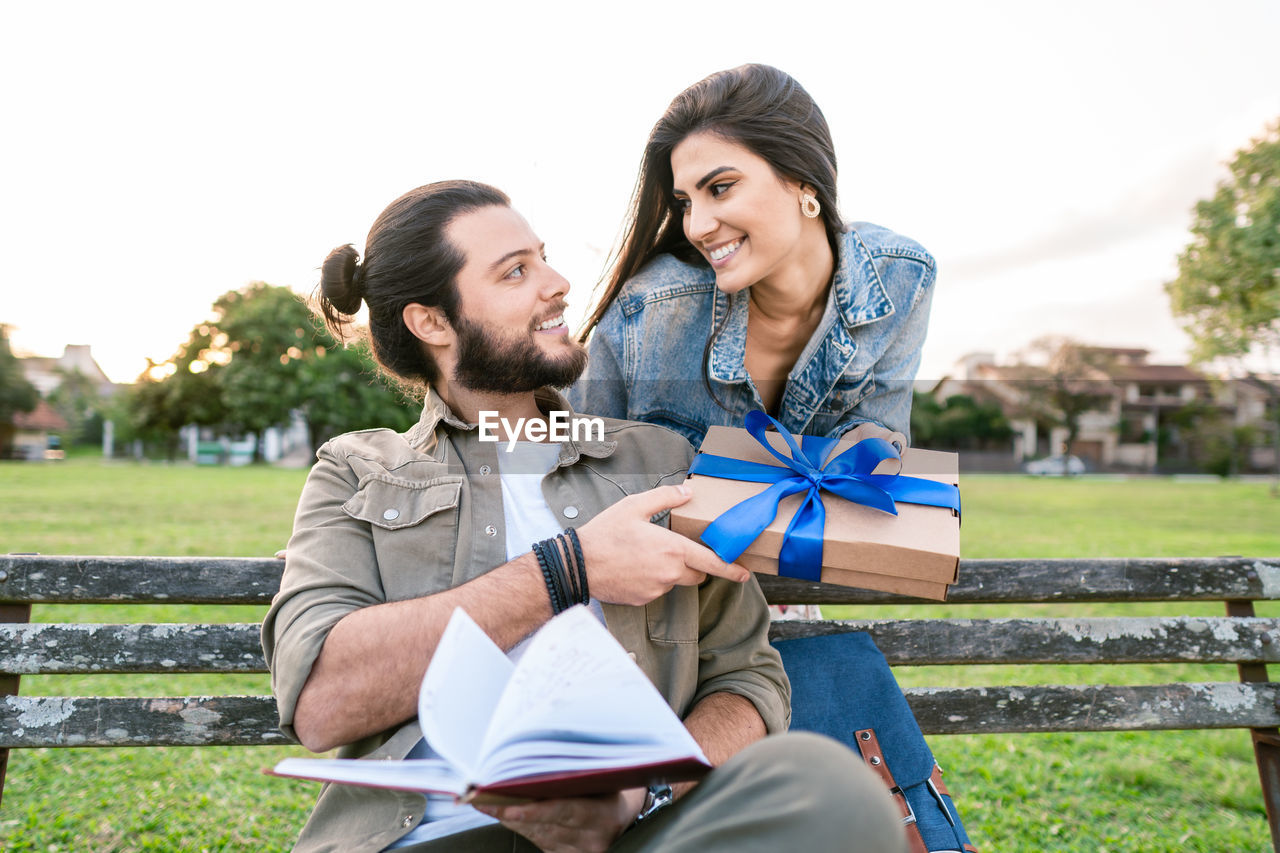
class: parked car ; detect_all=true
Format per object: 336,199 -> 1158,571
1023,454 -> 1086,476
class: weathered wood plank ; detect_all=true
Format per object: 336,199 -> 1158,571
0,624 -> 265,674
0,556 -> 283,605
759,557 -> 1280,604
9,615 -> 1279,674
1,696 -> 288,747
768,617 -> 1280,664
906,682 -> 1280,734
5,556 -> 1280,605
5,683 -> 1276,746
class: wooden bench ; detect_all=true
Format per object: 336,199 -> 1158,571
4,554 -> 1280,846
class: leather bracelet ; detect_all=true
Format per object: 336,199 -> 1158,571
545,536 -> 573,611
532,539 -> 566,613
553,535 -> 579,605
565,528 -> 588,605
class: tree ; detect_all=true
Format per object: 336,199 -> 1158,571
1167,118 -> 1280,366
1007,337 -> 1116,457
294,339 -> 419,454
911,391 -> 1012,450
47,367 -> 103,446
132,282 -> 419,460
1167,118 -> 1280,487
0,324 -> 39,456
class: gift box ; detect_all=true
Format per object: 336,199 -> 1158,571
669,415 -> 960,600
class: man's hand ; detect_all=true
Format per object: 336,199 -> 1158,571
843,422 -> 907,453
473,788 -> 646,853
576,484 -> 748,606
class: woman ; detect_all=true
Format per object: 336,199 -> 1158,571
566,68 -> 976,853
572,63 -> 934,452
571,63 -> 936,621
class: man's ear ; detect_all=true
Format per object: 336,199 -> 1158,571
403,303 -> 454,346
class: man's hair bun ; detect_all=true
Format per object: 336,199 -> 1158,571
319,244 -> 364,316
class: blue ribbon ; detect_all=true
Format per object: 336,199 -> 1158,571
688,411 -> 961,582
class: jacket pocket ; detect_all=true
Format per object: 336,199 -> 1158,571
342,474 -> 464,530
645,586 -> 699,644
824,374 -> 875,414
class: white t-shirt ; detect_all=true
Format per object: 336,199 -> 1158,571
388,441 -> 603,848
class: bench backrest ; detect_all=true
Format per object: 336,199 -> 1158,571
4,554 -> 1280,750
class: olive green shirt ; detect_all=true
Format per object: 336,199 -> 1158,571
261,389 -> 790,853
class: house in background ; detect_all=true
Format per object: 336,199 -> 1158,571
7,398 -> 68,459
14,344 -> 121,457
19,344 -> 117,398
931,348 -> 1277,473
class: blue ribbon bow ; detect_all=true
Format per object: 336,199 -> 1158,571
688,411 -> 961,582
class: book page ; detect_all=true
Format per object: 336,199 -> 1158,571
476,606 -> 705,784
418,607 -> 515,780
269,757 -> 466,796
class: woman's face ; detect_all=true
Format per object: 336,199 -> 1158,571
670,131 -> 809,295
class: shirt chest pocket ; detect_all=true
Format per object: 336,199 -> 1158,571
343,475 -> 465,599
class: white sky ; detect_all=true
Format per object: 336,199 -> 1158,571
2,0 -> 1278,384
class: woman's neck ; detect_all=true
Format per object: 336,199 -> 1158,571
747,227 -> 835,324
742,226 -> 836,415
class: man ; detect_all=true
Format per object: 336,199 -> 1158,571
262,180 -> 905,852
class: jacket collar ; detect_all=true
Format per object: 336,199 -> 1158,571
707,227 -> 895,384
404,387 -> 618,462
833,226 -> 895,329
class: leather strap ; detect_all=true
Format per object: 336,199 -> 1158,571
854,728 -> 928,853
930,764 -> 951,797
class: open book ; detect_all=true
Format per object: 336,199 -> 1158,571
269,605 -> 711,802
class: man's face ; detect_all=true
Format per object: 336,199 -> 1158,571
444,205 -> 587,394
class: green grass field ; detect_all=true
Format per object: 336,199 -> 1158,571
1,459 -> 1278,851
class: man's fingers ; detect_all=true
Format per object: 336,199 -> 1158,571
482,796 -> 596,827
680,538 -> 748,583
622,482 -> 693,519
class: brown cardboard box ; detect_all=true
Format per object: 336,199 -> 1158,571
670,426 -> 960,600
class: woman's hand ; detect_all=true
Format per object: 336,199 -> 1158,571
843,422 -> 907,453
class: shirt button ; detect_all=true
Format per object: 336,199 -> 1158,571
479,465 -> 492,475
485,525 -> 498,536
382,508 -> 400,521
563,506 -> 580,519
401,816 -> 415,828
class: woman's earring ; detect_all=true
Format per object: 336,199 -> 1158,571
800,193 -> 821,219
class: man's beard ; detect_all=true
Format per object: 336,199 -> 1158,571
451,312 -> 588,394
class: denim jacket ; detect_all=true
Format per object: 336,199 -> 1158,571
570,222 -> 936,445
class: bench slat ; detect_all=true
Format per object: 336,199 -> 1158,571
0,624 -> 265,674
0,556 -> 283,605
4,556 -> 1280,605
7,617 -> 1280,674
1,695 -> 289,747
908,682 -> 1280,734
770,616 -> 1280,664
5,683 -> 1277,747
758,557 -> 1280,604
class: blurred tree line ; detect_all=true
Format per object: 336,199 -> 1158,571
124,282 -> 418,461
911,392 -> 1012,450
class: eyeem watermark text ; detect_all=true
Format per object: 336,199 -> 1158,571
477,411 -> 605,451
